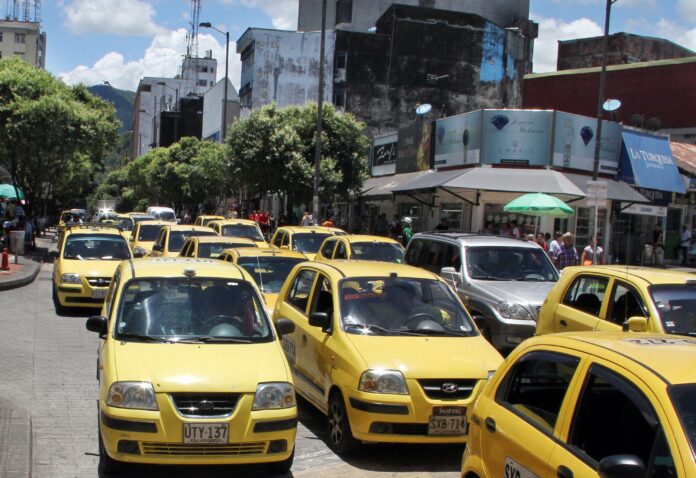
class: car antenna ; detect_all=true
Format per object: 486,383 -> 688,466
256,255 -> 264,292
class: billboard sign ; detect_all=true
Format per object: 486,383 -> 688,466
396,122 -> 433,174
482,110 -> 553,166
371,132 -> 398,176
552,112 -> 621,173
433,110 -> 482,168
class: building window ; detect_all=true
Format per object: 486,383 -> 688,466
240,92 -> 252,108
15,33 -> 25,44
335,52 -> 347,69
197,79 -> 208,87
141,84 -> 152,92
333,90 -> 346,109
211,67 -> 214,74
335,0 -> 353,25
242,51 -> 254,74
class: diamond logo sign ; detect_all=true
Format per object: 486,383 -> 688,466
580,126 -> 594,145
490,115 -> 509,130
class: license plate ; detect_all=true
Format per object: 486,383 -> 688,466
428,406 -> 467,436
505,457 -> 539,478
183,423 -> 229,444
91,289 -> 107,299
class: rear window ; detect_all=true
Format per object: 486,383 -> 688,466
220,224 -> 264,241
198,242 -> 257,258
168,230 -> 217,252
138,225 -> 162,241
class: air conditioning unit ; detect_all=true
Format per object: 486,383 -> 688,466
334,68 -> 346,83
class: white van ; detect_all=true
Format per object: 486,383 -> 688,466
146,206 -> 177,223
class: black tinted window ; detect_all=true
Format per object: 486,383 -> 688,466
563,275 -> 609,316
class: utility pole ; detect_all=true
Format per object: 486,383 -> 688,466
312,0 -> 327,223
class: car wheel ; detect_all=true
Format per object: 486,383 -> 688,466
327,390 -> 358,454
265,446 -> 294,475
52,284 -> 67,315
98,422 -> 125,474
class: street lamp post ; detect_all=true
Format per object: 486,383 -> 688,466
312,0 -> 328,223
200,22 -> 230,142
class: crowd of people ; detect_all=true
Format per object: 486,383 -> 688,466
0,197 -> 34,252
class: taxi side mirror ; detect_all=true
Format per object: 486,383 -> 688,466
309,312 -> 331,332
598,455 -> 645,478
623,316 -> 648,333
274,318 -> 295,337
152,244 -> 163,252
86,316 -> 108,337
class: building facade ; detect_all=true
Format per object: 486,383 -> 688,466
0,20 -> 45,67
202,78 -> 240,142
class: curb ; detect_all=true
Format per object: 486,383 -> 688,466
0,260 -> 41,292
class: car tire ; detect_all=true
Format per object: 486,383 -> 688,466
327,390 -> 359,455
98,422 -> 125,474
265,446 -> 294,475
52,284 -> 67,315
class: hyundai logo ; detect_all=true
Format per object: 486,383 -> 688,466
198,400 -> 215,412
441,383 -> 458,393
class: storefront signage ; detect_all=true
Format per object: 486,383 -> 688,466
636,187 -> 671,206
672,192 -> 696,205
552,112 -> 621,173
396,122 -> 434,174
618,130 -> 685,194
481,110 -> 553,166
621,202 -> 667,217
433,110 -> 482,168
371,132 -> 398,176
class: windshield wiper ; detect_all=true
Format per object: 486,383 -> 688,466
401,328 -> 470,337
194,336 -> 253,343
344,323 -> 392,335
116,333 -> 173,343
472,275 -> 505,281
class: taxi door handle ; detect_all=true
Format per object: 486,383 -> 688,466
484,417 -> 496,433
557,465 -> 573,478
560,319 -> 568,327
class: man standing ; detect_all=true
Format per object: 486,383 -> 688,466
554,232 -> 579,270
679,225 -> 692,265
401,217 -> 414,246
548,232 -> 562,259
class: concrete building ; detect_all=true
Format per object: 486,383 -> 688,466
0,20 -> 45,67
236,28 -> 335,113
297,0 -> 530,33
202,78 -> 240,142
557,32 -> 695,71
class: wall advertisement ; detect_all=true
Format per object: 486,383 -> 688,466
481,110 -> 553,166
433,110 -> 482,168
552,111 -> 621,173
371,132 -> 398,176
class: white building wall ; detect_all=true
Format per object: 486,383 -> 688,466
203,78 -> 240,142
133,77 -> 186,157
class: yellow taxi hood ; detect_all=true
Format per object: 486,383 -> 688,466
345,334 -> 502,379
112,341 -> 290,393
63,259 -> 121,277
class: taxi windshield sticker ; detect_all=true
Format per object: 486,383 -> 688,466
624,337 -> 696,346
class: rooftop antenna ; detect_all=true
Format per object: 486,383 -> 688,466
33,0 -> 40,22
21,0 -> 28,21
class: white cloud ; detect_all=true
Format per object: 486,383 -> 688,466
223,0 -> 299,30
614,0 -> 656,8
655,19 -> 696,51
58,28 -> 242,91
531,15 -> 604,73
677,0 -> 696,24
61,0 -> 165,36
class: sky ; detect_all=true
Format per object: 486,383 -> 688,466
38,0 -> 696,92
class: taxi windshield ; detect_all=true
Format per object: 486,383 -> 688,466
137,224 -> 162,241
649,285 -> 696,337
237,256 -> 305,293
220,224 -> 264,241
115,278 -> 272,342
466,246 -> 558,282
198,242 -> 257,258
168,230 -> 217,252
350,242 -> 404,263
63,234 -> 130,260
339,277 -> 477,336
669,383 -> 696,452
293,233 -> 332,253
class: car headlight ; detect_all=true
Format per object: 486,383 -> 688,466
107,382 -> 158,410
61,273 -> 81,284
252,382 -> 296,410
496,301 -> 532,321
358,370 -> 408,395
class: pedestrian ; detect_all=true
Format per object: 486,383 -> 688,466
501,222 -> 512,236
581,236 -> 605,265
484,221 -> 495,234
678,225 -> 692,265
435,218 -> 449,231
553,232 -> 579,270
511,220 -> 521,238
300,211 -> 312,226
373,213 -> 388,236
321,218 -> 334,227
651,224 -> 664,266
548,231 -> 562,259
401,217 -> 414,246
536,233 -> 548,252
389,215 -> 400,239
24,216 -> 35,251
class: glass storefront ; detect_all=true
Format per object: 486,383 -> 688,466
483,203 -> 540,236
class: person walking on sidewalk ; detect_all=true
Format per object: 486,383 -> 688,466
678,225 -> 692,265
401,217 -> 414,246
554,232 -> 579,270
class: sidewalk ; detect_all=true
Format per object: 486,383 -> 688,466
0,399 -> 31,478
0,232 -> 55,292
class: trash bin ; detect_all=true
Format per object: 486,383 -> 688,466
9,230 -> 24,255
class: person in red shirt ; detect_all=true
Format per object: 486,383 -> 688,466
249,211 -> 257,222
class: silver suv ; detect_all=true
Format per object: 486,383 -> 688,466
404,233 -> 558,353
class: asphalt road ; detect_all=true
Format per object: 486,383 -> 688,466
0,264 -> 462,478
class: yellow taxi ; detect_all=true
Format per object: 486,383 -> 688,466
273,261 -> 502,453
129,220 -> 167,258
208,219 -> 268,247
57,208 -> 87,238
462,332 -> 696,478
218,248 -> 307,310
270,226 -> 343,260
85,258 -> 297,474
194,215 -> 224,227
149,225 -> 218,258
52,224 -> 132,314
315,235 -> 404,264
98,214 -> 135,240
179,236 -> 257,259
536,265 -> 696,336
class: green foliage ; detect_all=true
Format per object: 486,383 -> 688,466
0,58 -> 119,215
226,103 -> 369,208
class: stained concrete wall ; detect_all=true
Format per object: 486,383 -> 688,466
298,0 -> 529,31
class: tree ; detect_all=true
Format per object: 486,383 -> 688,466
226,103 -> 369,212
0,58 -> 119,216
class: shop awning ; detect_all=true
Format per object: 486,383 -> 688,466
441,168 -> 585,197
392,169 -> 468,193
563,173 -> 649,203
670,141 -> 696,175
360,171 -> 423,197
618,130 -> 685,194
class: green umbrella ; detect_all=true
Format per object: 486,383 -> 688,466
0,184 -> 25,200
504,193 -> 574,235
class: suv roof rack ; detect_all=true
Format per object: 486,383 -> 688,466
421,231 -> 533,242
64,223 -> 124,232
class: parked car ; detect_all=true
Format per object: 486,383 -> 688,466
146,206 -> 177,223
315,234 -> 405,264
86,258 -> 297,473
405,233 -> 558,354
273,260 -> 502,453
536,265 -> 696,336
462,332 -> 696,478
148,225 -> 217,258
